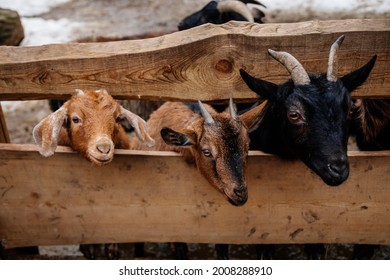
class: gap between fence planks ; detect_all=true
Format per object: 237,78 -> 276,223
0,19 -> 389,102
0,144 -> 389,248
0,104 -> 10,143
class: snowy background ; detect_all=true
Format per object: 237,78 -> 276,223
1,0 -> 389,46
0,0 -> 389,258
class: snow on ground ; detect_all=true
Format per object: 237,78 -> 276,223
1,0 -> 389,46
261,0 -> 390,22
1,0 -> 82,46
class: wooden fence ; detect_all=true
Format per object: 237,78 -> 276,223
0,19 -> 389,249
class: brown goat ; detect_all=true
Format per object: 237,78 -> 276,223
132,99 -> 265,206
33,89 -> 155,166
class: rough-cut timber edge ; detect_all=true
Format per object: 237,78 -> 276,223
0,19 -> 388,101
0,144 -> 389,248
0,104 -> 10,143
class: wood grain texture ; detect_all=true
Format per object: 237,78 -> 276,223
0,144 -> 389,248
0,19 -> 388,101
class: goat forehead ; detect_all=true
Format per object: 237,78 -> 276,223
289,82 -> 348,114
68,90 -> 120,116
202,118 -> 247,152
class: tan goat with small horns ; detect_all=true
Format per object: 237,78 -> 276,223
33,89 -> 155,166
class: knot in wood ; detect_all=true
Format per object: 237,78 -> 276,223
163,64 -> 172,73
215,59 -> 233,74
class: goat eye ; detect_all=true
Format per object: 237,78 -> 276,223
202,149 -> 212,157
288,112 -> 301,122
72,116 -> 81,124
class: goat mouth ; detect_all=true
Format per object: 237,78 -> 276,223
308,162 -> 349,187
88,154 -> 113,166
223,190 -> 247,207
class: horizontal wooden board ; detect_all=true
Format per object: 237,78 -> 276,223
0,144 -> 389,248
0,19 -> 389,101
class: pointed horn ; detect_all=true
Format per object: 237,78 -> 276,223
74,89 -> 85,95
228,97 -> 238,120
198,100 -> 214,124
217,0 -> 254,22
268,49 -> 310,85
327,35 -> 345,82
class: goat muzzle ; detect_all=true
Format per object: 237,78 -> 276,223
87,135 -> 115,165
225,186 -> 248,206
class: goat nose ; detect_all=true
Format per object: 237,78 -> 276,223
328,156 -> 348,176
96,143 -> 111,155
234,188 -> 247,199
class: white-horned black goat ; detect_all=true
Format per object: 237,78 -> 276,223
238,35 -> 377,259
240,35 -> 377,186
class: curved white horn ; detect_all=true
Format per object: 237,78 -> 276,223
268,49 -> 310,85
217,0 -> 254,22
327,35 -> 345,82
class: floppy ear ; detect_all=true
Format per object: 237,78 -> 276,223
240,69 -> 278,100
32,107 -> 68,157
341,55 -> 377,93
160,127 -> 196,147
239,101 -> 267,133
120,106 -> 155,147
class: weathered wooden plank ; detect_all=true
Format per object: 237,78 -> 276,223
0,19 -> 388,101
0,103 -> 10,143
0,144 -> 389,248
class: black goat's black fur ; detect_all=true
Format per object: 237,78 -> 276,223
178,0 -> 265,31
240,55 -> 376,187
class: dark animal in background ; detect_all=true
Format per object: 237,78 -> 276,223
351,99 -> 390,151
349,98 -> 390,259
178,0 -> 266,30
239,35 -> 376,259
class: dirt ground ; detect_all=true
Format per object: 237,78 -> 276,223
1,0 -> 389,259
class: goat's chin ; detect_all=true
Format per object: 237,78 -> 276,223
308,163 -> 349,187
87,154 -> 114,166
320,172 -> 349,187
223,190 -> 248,207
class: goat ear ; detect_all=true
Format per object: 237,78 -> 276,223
32,107 -> 68,157
120,107 -> 155,147
160,128 -> 196,147
239,69 -> 278,100
239,101 -> 267,133
341,55 -> 377,93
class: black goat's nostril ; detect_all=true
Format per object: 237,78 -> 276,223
328,160 -> 348,175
